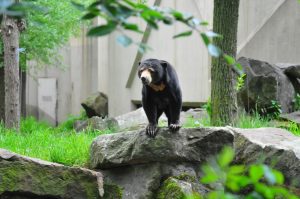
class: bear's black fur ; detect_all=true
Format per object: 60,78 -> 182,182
138,58 -> 182,137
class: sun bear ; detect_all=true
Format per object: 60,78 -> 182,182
138,58 -> 182,137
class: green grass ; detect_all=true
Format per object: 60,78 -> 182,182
1,111 -> 299,168
0,117 -> 113,167
182,112 -> 300,136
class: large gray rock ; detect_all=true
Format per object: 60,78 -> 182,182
277,63 -> 300,78
90,127 -> 300,198
74,116 -> 119,132
114,108 -> 208,131
114,108 -> 167,131
237,57 -> 295,114
0,149 -> 103,199
231,127 -> 300,187
280,111 -> 300,125
90,127 -> 234,169
156,177 -> 209,199
81,92 -> 108,118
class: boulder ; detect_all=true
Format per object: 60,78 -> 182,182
280,111 -> 300,125
231,127 -> 300,187
90,127 -> 234,169
90,127 -> 300,198
156,176 -> 209,199
277,63 -> 300,79
114,108 -> 167,131
0,149 -> 103,199
237,57 -> 295,114
81,92 -> 108,118
74,116 -> 119,132
114,108 -> 208,131
180,108 -> 209,126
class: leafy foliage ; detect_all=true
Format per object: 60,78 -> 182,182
78,0 -> 243,75
17,0 -> 94,68
0,0 -> 41,18
293,93 -> 300,111
236,73 -> 246,91
203,98 -> 212,118
199,147 -> 299,199
259,100 -> 282,119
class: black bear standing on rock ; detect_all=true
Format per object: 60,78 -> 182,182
138,58 -> 182,137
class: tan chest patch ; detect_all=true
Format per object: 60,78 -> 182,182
149,83 -> 166,92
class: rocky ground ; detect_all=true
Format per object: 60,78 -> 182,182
1,125 -> 300,198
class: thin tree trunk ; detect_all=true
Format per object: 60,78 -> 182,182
2,16 -> 20,129
20,69 -> 27,118
211,0 -> 240,126
0,66 -> 4,123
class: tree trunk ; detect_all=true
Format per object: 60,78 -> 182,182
19,59 -> 27,118
211,0 -> 240,126
2,16 -> 20,129
0,66 -> 4,123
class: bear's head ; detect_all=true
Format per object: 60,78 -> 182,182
138,59 -> 167,85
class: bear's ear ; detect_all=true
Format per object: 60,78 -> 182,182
160,60 -> 168,68
138,61 -> 141,66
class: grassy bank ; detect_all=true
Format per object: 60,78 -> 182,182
0,113 -> 299,167
0,117 -> 113,167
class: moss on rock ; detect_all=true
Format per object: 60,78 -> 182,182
103,183 -> 123,199
0,150 -> 103,199
156,178 -> 188,199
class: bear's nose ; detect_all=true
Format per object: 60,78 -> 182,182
141,77 -> 146,83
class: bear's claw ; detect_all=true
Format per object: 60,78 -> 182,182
169,123 -> 181,132
146,124 -> 158,137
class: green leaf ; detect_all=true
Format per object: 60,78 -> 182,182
146,10 -> 164,19
208,44 -> 221,57
173,30 -> 192,39
201,164 -> 219,184
217,147 -> 234,168
235,63 -> 243,71
205,31 -> 222,38
71,1 -> 85,11
249,164 -> 264,182
171,10 -> 184,21
272,169 -> 284,185
200,33 -> 210,46
82,12 -> 97,20
228,165 -> 245,175
146,19 -> 158,29
87,1 -> 101,9
223,54 -> 235,65
87,23 -> 117,36
162,16 -> 173,25
117,35 -> 132,47
255,183 -> 274,199
200,21 -> 209,26
122,23 -> 143,33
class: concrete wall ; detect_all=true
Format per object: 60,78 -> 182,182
238,0 -> 300,63
26,0 -> 300,123
26,31 -> 99,124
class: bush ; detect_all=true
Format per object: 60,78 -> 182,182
187,147 -> 299,199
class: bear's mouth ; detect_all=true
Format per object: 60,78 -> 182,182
141,78 -> 150,85
140,70 -> 152,85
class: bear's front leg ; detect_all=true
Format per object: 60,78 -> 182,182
168,104 -> 181,132
142,98 -> 158,137
146,123 -> 158,137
